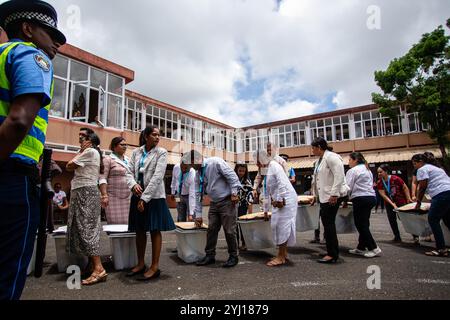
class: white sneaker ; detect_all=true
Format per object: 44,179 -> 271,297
349,248 -> 367,256
365,247 -> 382,258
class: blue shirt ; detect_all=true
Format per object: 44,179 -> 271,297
2,39 -> 54,164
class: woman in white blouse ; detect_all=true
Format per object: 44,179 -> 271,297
66,132 -> 107,285
311,137 -> 349,264
255,150 -> 297,267
345,152 -> 381,258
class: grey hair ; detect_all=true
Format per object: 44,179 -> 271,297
253,150 -> 272,166
181,150 -> 203,165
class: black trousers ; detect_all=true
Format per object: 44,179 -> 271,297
320,198 -> 344,259
385,203 -> 401,240
352,196 -> 377,251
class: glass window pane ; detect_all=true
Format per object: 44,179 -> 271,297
70,60 -> 88,81
309,120 -> 316,128
355,122 -> 362,138
299,122 -> 306,129
325,118 -> 332,126
160,109 -> 166,119
300,131 -> 306,145
286,132 -> 292,147
91,68 -> 107,89
318,120 -> 324,127
108,74 -> 123,95
341,116 -> 349,123
363,112 -> 371,120
160,119 -> 166,137
354,113 -> 361,122
343,124 -> 350,140
146,105 -> 152,115
409,114 -> 417,132
50,78 -> 66,118
71,85 -> 87,118
279,126 -> 285,133
335,125 -> 342,141
333,117 -> 341,124
293,132 -> 299,146
106,95 -> 122,128
292,124 -> 299,131
326,127 -> 332,141
53,55 -> 68,78
285,125 -> 292,132
364,120 -> 372,137
153,107 -> 160,118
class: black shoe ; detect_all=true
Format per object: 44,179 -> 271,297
309,239 -> 320,244
196,256 -> 216,266
126,266 -> 146,277
222,256 -> 239,268
390,238 -> 402,243
171,248 -> 178,253
317,257 -> 338,264
136,269 -> 161,281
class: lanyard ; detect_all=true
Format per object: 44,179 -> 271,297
263,175 -> 268,197
314,157 -> 323,176
178,171 -> 185,195
140,149 -> 150,169
382,176 -> 391,195
113,153 -> 128,166
199,165 -> 207,195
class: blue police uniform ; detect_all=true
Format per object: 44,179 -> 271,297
0,40 -> 53,301
0,0 -> 66,301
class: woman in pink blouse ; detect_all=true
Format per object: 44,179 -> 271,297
99,137 -> 132,225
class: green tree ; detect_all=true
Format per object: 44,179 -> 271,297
372,19 -> 450,173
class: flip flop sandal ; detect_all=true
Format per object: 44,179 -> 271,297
425,250 -> 448,257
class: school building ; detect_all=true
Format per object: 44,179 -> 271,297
1,37 -> 446,202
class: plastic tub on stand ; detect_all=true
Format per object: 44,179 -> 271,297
52,226 -> 88,273
175,222 -> 208,264
296,204 -> 320,232
238,212 -> 275,250
336,204 -> 357,234
396,203 -> 432,238
103,225 -> 138,271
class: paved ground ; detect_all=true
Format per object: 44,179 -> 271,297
21,209 -> 450,300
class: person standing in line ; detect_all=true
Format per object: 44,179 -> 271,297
310,137 -> 349,264
99,137 -> 132,225
66,132 -> 108,285
170,157 -> 196,223
346,152 -> 381,258
255,150 -> 297,267
412,154 -> 450,257
377,164 -> 414,243
183,150 -> 242,268
126,126 -> 176,281
234,163 -> 254,251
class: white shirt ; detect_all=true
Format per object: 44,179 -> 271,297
416,164 -> 450,198
71,148 -> 100,191
263,161 -> 298,212
171,164 -> 196,217
345,164 -> 376,199
312,150 -> 349,204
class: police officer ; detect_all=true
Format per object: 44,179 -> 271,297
0,0 -> 66,300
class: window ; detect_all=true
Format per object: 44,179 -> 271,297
108,74 -> 123,95
53,55 -> 68,78
50,78 -> 67,118
91,68 -> 106,89
70,60 -> 88,81
106,95 -> 122,128
353,109 -> 401,138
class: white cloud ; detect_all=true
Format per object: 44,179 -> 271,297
43,0 -> 450,127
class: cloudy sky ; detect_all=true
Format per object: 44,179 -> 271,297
35,1 -> 450,126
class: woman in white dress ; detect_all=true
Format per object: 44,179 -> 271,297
255,150 -> 298,267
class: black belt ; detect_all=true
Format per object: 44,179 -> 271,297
0,158 -> 39,180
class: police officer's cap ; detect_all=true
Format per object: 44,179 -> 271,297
0,0 -> 66,45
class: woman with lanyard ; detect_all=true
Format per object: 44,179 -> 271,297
377,164 -> 413,243
126,126 -> 176,280
99,137 -> 132,225
310,137 -> 349,264
412,154 -> 450,257
345,153 -> 381,258
234,163 -> 254,251
256,150 -> 297,267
